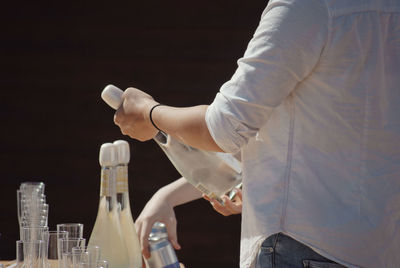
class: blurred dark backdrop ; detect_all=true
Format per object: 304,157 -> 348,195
0,1 -> 267,267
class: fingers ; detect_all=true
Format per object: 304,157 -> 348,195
113,109 -> 122,126
136,219 -> 152,259
214,203 -> 232,216
114,112 -> 147,140
202,194 -> 212,202
234,188 -> 242,201
113,94 -> 128,126
165,218 -> 181,251
112,90 -> 140,138
202,194 -> 242,216
222,195 -> 242,214
203,194 -> 231,216
112,87 -> 160,141
113,106 -> 130,136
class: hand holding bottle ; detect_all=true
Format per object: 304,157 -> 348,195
104,84 -> 221,152
135,189 -> 180,259
134,177 -> 203,259
112,87 -> 160,141
203,189 -> 243,216
103,85 -> 242,204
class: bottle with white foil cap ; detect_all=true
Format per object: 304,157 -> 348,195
101,84 -> 242,204
114,140 -> 142,268
88,143 -> 130,268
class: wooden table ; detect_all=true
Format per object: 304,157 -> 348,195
0,260 -> 185,268
0,261 -> 15,267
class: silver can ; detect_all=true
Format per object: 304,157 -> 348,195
145,222 -> 180,268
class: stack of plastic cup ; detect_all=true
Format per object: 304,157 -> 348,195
17,182 -> 48,229
16,182 -> 49,268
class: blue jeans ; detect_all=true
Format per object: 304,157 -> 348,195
256,233 -> 347,268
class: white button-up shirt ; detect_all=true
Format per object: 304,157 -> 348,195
206,0 -> 400,267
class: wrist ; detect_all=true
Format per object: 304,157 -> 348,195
156,187 -> 175,208
149,104 -> 164,132
143,99 -> 160,129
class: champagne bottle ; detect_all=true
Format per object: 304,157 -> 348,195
88,143 -> 130,268
152,132 -> 242,203
101,84 -> 242,204
114,140 -> 142,268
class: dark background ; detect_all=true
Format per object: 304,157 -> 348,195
0,1 -> 267,267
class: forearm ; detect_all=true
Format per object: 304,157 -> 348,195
158,177 -> 203,207
114,87 -> 223,151
151,105 -> 223,152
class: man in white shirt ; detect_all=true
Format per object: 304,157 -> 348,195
113,0 -> 400,267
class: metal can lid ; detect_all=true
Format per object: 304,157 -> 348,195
148,222 -> 168,241
151,222 -> 167,232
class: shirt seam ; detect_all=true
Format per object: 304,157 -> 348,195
331,7 -> 400,18
280,96 -> 295,228
319,0 -> 333,63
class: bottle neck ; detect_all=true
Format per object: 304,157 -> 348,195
116,164 -> 129,194
100,167 -> 116,197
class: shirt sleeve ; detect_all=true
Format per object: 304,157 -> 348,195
206,0 -> 329,153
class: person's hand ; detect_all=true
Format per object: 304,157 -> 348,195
135,189 -> 181,259
203,189 -> 242,216
114,87 -> 159,141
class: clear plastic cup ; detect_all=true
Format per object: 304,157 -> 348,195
96,260 -> 108,268
57,223 -> 84,239
58,238 -> 86,268
42,230 -> 69,268
72,246 -> 101,268
16,240 -> 45,268
20,226 -> 49,242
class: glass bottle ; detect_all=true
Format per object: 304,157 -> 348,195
88,143 -> 130,268
113,140 -> 142,268
101,85 -> 242,204
153,132 -> 242,203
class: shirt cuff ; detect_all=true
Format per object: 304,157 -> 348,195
205,93 -> 245,154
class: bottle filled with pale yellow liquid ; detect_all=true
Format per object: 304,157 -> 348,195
88,143 -> 130,268
101,84 -> 242,204
114,140 -> 142,268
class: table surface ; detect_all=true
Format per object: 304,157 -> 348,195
0,261 -> 15,267
0,260 -> 185,268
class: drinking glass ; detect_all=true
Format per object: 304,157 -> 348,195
78,251 -> 100,268
20,182 -> 45,196
57,223 -> 83,239
58,238 -> 86,268
72,246 -> 101,268
96,260 -> 108,268
16,240 -> 45,268
20,226 -> 49,242
19,216 -> 48,228
71,248 -> 84,268
62,252 -> 73,268
42,231 -> 68,268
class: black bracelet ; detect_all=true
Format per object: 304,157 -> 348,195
149,104 -> 164,132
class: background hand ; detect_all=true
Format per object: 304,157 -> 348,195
203,189 -> 242,216
135,189 -> 181,259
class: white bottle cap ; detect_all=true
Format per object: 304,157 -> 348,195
99,143 -> 118,167
101,84 -> 124,110
113,140 -> 130,164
